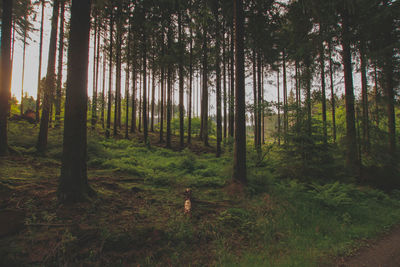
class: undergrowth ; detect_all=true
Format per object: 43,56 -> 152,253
2,121 -> 400,266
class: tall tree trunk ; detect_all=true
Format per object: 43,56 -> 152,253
114,2 -> 122,136
58,0 -> 93,203
223,29 -> 227,140
383,37 -> 396,160
214,3 -> 222,157
178,9 -> 185,148
37,0 -> 60,153
101,49 -> 105,128
304,56 -> 312,138
166,18 -> 172,147
277,69 -> 281,146
0,0 -> 13,156
36,0 -> 45,122
151,67 -> 155,132
328,40 -> 336,143
374,64 -> 379,127
282,49 -> 288,143
91,11 -> 100,129
131,34 -> 137,133
187,27 -> 193,144
91,14 -> 98,128
233,0 -> 246,183
360,42 -> 369,152
106,11 -> 113,138
55,0 -> 65,127
201,26 -> 209,146
142,27 -> 148,144
138,72 -> 142,132
261,60 -> 265,144
159,33 -> 165,142
21,25 -> 27,115
256,51 -> 262,152
295,60 -> 299,113
341,8 -> 358,174
131,69 -> 137,133
125,52 -> 130,139
229,27 -> 235,138
252,49 -> 257,148
9,20 -> 15,115
319,37 -> 327,144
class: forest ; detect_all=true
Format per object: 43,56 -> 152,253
0,0 -> 399,265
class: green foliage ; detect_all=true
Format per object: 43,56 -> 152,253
309,182 -> 353,208
3,121 -> 400,266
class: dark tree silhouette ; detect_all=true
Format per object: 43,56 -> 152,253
233,0 -> 246,183
37,0 -> 60,153
58,0 -> 94,203
0,0 -> 13,156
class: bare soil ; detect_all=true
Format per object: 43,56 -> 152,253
337,226 -> 400,267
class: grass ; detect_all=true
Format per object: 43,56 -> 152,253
1,121 -> 400,266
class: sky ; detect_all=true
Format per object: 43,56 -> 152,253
9,2 -> 362,117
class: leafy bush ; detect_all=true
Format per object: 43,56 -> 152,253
218,208 -> 255,234
309,182 -> 352,208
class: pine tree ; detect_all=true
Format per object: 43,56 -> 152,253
58,0 -> 94,203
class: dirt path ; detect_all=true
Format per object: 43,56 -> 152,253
338,226 -> 400,267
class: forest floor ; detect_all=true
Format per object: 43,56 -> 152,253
337,225 -> 400,267
1,121 -> 400,266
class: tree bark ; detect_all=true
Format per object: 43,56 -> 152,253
159,33 -> 165,142
229,27 -> 235,138
37,0 -> 59,153
233,0 -> 246,183
36,0 -> 45,122
21,24 -> 27,115
341,8 -> 358,174
166,18 -> 172,148
277,69 -> 281,146
101,47 -> 106,128
58,0 -> 94,203
252,49 -> 257,148
360,42 -> 369,152
223,28 -> 227,140
187,27 -> 193,144
130,34 -> 137,133
106,11 -> 113,138
142,24 -> 148,144
55,0 -> 65,127
0,0 -> 13,156
114,2 -> 122,136
201,26 -> 209,146
257,51 -> 262,152
282,49 -> 288,143
178,9 -> 185,148
319,34 -> 327,144
328,41 -> 336,143
214,3 -> 222,157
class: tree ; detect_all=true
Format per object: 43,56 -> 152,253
178,3 -> 185,149
214,0 -> 222,157
233,0 -> 246,183
37,0 -> 59,153
35,0 -> 45,122
113,1 -> 123,137
106,7 -> 113,138
58,0 -> 94,203
340,5 -> 358,174
55,0 -> 65,127
0,0 -> 13,156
